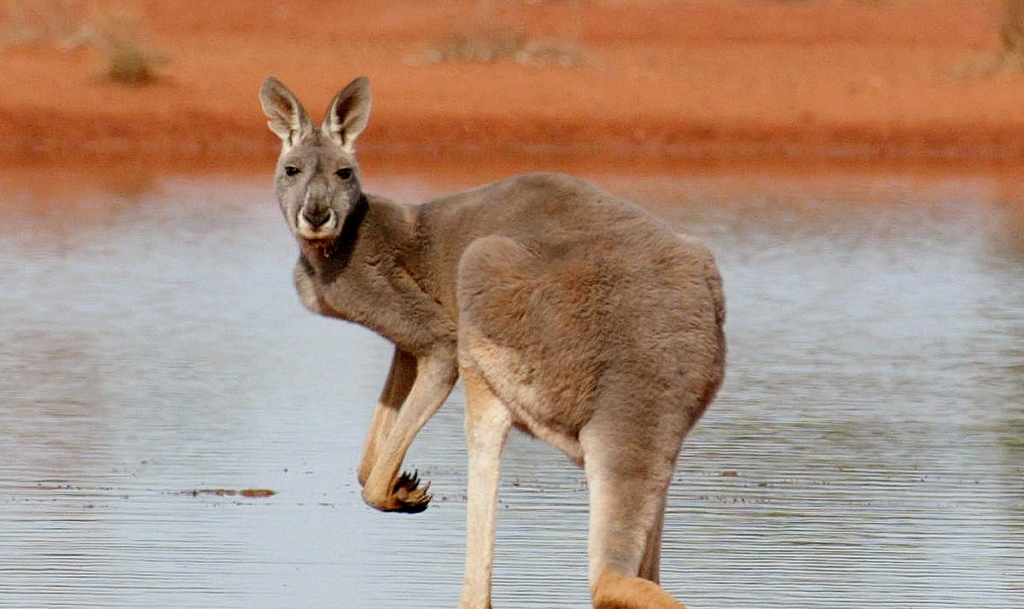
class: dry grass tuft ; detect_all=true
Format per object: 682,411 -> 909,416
92,8 -> 164,84
426,27 -> 589,67
955,0 -> 1024,76
0,0 -> 165,84
996,0 -> 1024,72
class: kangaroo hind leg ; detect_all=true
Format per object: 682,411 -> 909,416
459,365 -> 512,609
638,492 -> 667,584
582,426 -> 685,609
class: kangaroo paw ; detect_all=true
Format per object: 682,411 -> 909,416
390,470 -> 432,513
362,469 -> 433,513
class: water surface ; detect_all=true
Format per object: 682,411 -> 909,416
1,167 -> 1022,608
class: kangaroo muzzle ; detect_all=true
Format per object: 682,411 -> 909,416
296,201 -> 338,239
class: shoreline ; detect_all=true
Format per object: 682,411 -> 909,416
8,117 -> 1024,174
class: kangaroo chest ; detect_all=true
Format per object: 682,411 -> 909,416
294,251 -> 457,358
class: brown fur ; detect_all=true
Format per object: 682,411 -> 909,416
593,570 -> 686,609
260,76 -> 726,609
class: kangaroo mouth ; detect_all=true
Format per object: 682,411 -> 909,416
295,207 -> 339,241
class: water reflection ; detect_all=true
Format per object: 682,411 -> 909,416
0,167 -> 1021,608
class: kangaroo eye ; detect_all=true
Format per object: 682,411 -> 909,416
335,167 -> 353,180
284,166 -> 301,177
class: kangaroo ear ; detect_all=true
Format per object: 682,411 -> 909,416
322,76 -> 371,152
260,76 -> 313,148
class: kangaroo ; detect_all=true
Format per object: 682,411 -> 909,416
259,76 -> 726,609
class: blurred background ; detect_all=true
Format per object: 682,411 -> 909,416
1,2 -> 1022,608
2,0 -> 1024,168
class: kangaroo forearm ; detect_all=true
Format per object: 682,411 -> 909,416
358,347 -> 416,486
361,354 -> 458,511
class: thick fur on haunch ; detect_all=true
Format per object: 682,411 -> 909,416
260,76 -> 726,609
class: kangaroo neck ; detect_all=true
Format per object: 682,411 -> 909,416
298,192 -> 417,279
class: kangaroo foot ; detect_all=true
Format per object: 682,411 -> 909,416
592,570 -> 685,609
363,470 -> 432,513
392,470 -> 432,512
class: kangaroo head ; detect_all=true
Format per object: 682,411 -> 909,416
260,76 -> 371,243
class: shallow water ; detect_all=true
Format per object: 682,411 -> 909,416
0,167 -> 1022,608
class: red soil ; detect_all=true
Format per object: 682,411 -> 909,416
4,0 -> 1024,171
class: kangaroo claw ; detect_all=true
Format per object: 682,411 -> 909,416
390,470 -> 432,513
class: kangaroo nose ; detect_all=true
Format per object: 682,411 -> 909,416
301,206 -> 332,228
